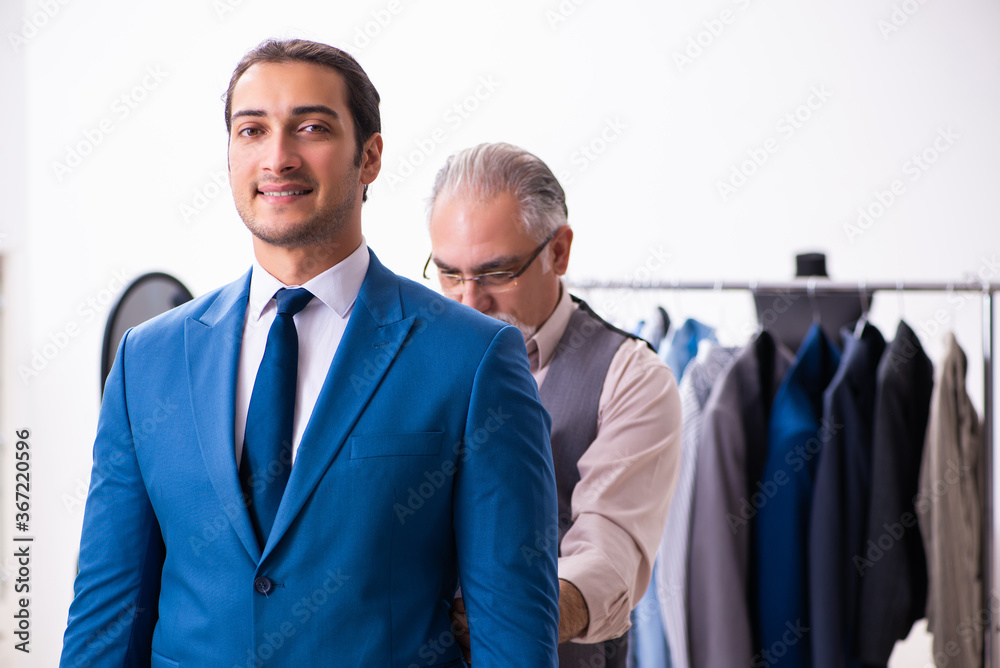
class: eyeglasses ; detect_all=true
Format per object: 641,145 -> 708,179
423,231 -> 557,295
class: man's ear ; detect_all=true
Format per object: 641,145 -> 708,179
551,225 -> 573,276
360,133 -> 383,185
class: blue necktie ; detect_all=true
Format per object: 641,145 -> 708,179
240,287 -> 314,548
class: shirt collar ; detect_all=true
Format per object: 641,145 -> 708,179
527,282 -> 575,372
248,238 -> 370,321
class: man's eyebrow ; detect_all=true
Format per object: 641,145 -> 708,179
434,254 -> 520,275
291,105 -> 341,119
231,109 -> 266,121
230,106 -> 341,122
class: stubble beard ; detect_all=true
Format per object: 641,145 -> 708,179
237,166 -> 360,250
487,311 -> 537,340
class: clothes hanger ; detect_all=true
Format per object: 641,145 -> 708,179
714,278 -> 724,332
807,277 -> 821,325
750,279 -> 763,337
664,277 -> 681,336
896,280 -> 906,322
853,280 -> 869,340
946,282 -> 957,330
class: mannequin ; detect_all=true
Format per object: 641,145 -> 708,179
752,253 -> 869,351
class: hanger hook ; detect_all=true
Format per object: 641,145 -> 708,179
854,280 -> 869,339
713,279 -> 724,328
750,280 -> 762,332
807,277 -> 820,323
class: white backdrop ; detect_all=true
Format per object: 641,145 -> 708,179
2,0 -> 998,665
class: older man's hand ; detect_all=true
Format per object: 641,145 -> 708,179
450,596 -> 472,663
450,579 -> 586,665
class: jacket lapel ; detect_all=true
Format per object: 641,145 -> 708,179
184,270 -> 262,562
263,251 -> 415,557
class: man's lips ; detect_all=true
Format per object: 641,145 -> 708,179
256,184 -> 314,201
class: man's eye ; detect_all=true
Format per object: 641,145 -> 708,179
478,273 -> 513,288
238,127 -> 262,138
439,273 -> 463,285
302,124 -> 328,133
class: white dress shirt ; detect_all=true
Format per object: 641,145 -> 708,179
234,239 -> 370,465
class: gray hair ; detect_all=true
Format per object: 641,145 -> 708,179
428,142 -> 568,242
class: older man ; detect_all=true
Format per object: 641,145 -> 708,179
426,142 -> 681,667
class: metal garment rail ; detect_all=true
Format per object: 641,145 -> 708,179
568,278 -> 999,667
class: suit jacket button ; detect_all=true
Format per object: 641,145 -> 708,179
254,576 -> 273,595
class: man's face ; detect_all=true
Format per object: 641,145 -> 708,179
227,61 -> 379,250
428,191 -> 570,337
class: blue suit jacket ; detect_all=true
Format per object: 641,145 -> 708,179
60,251 -> 559,668
755,323 -> 841,668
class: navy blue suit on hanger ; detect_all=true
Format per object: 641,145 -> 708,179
855,321 -> 934,664
809,323 -> 887,668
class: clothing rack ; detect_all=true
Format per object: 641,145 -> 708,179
568,278 -> 1000,667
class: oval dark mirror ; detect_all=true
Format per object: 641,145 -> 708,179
101,272 -> 194,393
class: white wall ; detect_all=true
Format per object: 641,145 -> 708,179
1,0 -> 998,665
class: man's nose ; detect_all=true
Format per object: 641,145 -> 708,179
262,132 -> 302,174
457,280 -> 492,313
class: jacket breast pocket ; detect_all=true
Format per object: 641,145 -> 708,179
349,431 -> 444,459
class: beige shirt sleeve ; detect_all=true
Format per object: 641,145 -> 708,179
556,336 -> 682,643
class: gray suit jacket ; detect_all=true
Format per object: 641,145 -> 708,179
918,332 -> 984,668
687,331 -> 793,668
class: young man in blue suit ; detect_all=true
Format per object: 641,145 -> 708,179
60,39 -> 559,667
